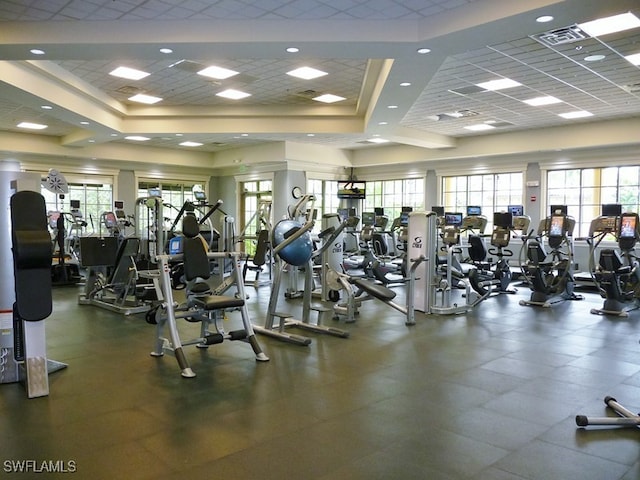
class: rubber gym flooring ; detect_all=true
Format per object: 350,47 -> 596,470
1,280 -> 640,479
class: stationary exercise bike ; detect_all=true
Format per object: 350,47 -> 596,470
588,211 -> 640,317
519,210 -> 583,307
468,212 -> 519,296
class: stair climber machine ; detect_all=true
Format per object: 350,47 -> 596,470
519,207 -> 583,307
149,215 -> 268,377
452,207 -> 488,276
586,207 -> 640,317
467,211 -> 523,297
253,216 -> 350,346
407,212 -> 489,315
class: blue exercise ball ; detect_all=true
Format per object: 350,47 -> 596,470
272,219 -> 313,266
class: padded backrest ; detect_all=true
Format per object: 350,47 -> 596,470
182,215 -> 209,281
599,248 -> 623,272
468,235 -> 487,262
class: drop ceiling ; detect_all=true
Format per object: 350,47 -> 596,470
0,0 -> 639,169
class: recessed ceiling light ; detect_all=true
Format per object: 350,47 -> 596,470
124,135 -> 150,141
241,133 -> 249,137
558,110 -> 593,119
80,121 -> 90,125
128,93 -> 162,104
584,54 -> 606,62
88,139 -> 95,143
624,52 -> 640,66
179,141 -> 203,147
378,121 -> 388,125
216,89 -> 251,100
17,121 -> 47,130
286,47 -> 300,53
306,133 -> 315,137
400,82 -> 411,87
41,105 -> 53,110
476,78 -> 522,91
523,96 -> 562,106
159,48 -> 173,54
287,66 -> 328,80
30,49 -> 45,55
536,15 -> 554,23
175,133 -> 183,136
312,93 -> 345,103
367,137 -> 390,144
417,48 -> 431,54
110,66 -> 150,80
578,12 -> 640,37
110,133 -> 118,137
197,65 -> 239,80
464,124 -> 496,131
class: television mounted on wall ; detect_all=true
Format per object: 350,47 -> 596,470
337,181 -> 366,200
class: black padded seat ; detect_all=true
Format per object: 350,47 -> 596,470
350,277 -> 396,302
192,295 -> 245,311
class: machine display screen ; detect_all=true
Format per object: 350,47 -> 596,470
103,212 -> 118,228
620,214 -> 637,239
148,188 -> 161,197
193,191 -> 206,201
400,211 -> 410,226
550,204 -> 567,215
549,215 -> 564,236
466,206 -> 481,216
431,206 -> 445,216
508,205 -> 524,216
444,212 -> 463,227
361,212 -> 375,226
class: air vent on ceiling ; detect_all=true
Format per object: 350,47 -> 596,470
430,109 -> 480,121
488,121 -> 514,128
449,85 -> 486,95
622,83 -> 640,93
169,59 -> 206,72
534,26 -> 589,47
115,85 -> 142,95
293,89 -> 320,99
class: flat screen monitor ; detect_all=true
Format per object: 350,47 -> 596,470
549,215 -> 565,237
114,200 -> 124,209
444,212 -> 463,227
466,205 -> 482,216
494,212 -> 513,228
193,191 -> 207,201
400,211 -> 410,226
337,181 -> 366,200
550,204 -> 567,215
70,199 -> 80,209
362,212 -> 375,226
431,206 -> 445,216
619,214 -> 637,239
508,205 -> 524,217
602,203 -> 622,217
148,188 -> 161,198
401,206 -> 413,213
374,207 -> 384,216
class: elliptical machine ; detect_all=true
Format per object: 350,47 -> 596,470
468,212 -> 525,296
588,209 -> 640,317
519,207 -> 583,307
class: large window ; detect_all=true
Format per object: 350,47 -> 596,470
442,172 -> 523,227
137,180 -> 204,228
307,179 -> 341,230
547,166 -> 640,237
363,178 -> 425,222
239,179 -> 272,255
41,179 -> 113,235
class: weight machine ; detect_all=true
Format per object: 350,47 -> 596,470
150,215 -> 268,377
409,211 -> 488,316
253,218 -> 349,346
